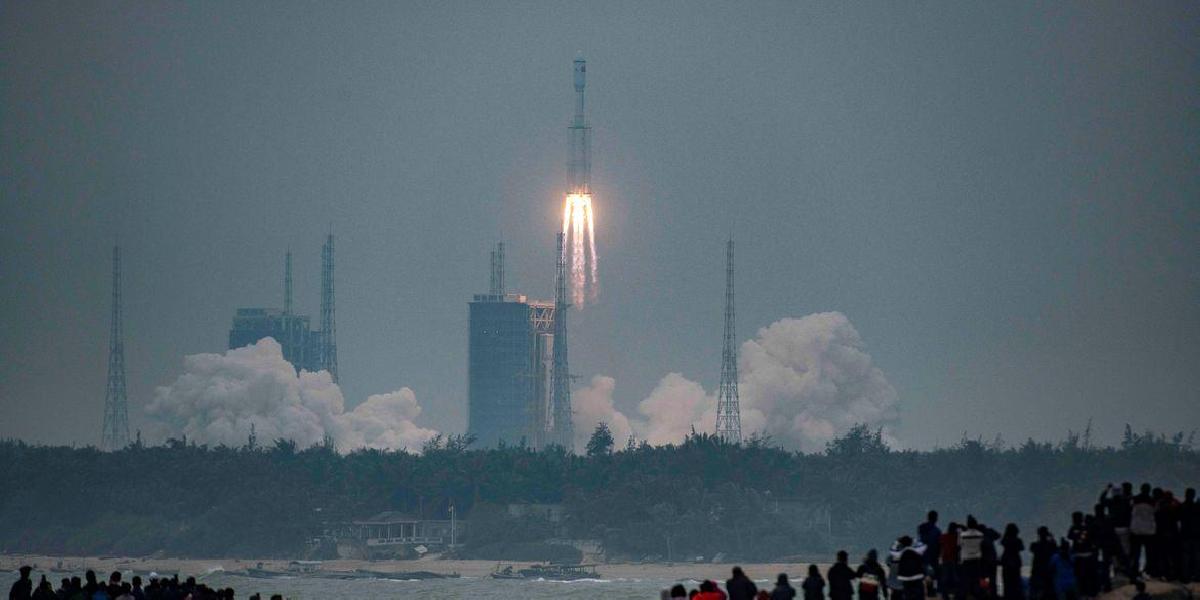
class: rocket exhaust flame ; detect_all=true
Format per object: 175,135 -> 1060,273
586,200 -> 598,301
564,193 -> 597,306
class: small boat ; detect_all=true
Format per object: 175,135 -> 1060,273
492,563 -> 601,581
241,568 -> 289,579
286,561 -> 322,575
240,563 -> 290,579
490,564 -> 524,580
353,568 -> 457,580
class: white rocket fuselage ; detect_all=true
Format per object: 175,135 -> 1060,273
568,55 -> 591,196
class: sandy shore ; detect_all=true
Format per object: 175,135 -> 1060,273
0,553 -> 815,582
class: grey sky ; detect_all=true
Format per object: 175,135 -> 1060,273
2,2 -> 1197,449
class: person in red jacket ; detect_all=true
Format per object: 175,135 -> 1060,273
695,580 -> 728,600
939,523 -> 961,600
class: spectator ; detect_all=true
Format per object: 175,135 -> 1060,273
959,517 -> 987,600
940,523 -> 961,600
1089,503 -> 1118,592
9,565 -> 33,600
893,535 -> 927,600
920,511 -> 943,597
828,551 -> 855,600
1182,488 -> 1200,583
727,567 -> 759,600
857,549 -> 888,600
1051,540 -> 1077,600
1000,523 -> 1024,600
771,574 -> 797,600
1129,483 -> 1156,576
1071,524 -> 1098,599
695,580 -> 728,600
802,565 -> 826,600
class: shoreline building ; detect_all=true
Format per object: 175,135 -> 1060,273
467,244 -> 557,449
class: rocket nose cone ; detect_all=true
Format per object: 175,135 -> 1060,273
575,50 -> 585,61
574,54 -> 586,90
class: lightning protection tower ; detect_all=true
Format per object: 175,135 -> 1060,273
550,233 -> 574,451
715,238 -> 742,444
489,242 -> 506,296
283,249 -> 295,360
101,245 -> 130,451
320,233 -> 339,383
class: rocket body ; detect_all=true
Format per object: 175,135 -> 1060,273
563,54 -> 598,306
568,55 -> 591,195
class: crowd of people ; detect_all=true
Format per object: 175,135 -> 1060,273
661,482 -> 1199,600
9,482 -> 1197,600
4,568 -> 285,600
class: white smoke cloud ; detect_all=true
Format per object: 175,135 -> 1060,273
577,312 -> 899,452
571,375 -> 633,451
635,373 -> 714,446
738,312 -> 899,452
145,338 -> 438,452
333,389 -> 437,451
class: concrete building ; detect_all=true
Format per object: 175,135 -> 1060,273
228,307 -> 321,372
228,239 -> 337,378
467,292 -> 556,449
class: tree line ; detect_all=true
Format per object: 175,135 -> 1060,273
0,425 -> 1194,562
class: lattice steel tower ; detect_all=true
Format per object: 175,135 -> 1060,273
320,233 -> 339,383
284,249 -> 295,360
284,249 -> 294,316
715,238 -> 742,444
101,245 -> 130,451
489,242 -> 506,296
550,233 -> 574,451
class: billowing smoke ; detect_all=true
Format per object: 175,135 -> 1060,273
145,338 -> 438,452
737,312 -> 899,452
635,373 -> 715,447
571,375 -> 633,450
573,312 -> 899,452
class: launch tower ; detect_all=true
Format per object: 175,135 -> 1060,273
320,233 -> 338,382
549,232 -> 574,450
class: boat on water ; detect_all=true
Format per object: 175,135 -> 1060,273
286,560 -> 322,575
307,568 -> 458,581
355,568 -> 457,580
239,562 -> 291,579
489,565 -> 523,580
240,567 -> 289,579
490,563 -> 601,581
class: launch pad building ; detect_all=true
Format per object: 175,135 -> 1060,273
466,292 -> 556,449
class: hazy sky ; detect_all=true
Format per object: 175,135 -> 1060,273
2,2 -> 1197,449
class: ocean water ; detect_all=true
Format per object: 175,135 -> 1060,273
0,571 -> 763,599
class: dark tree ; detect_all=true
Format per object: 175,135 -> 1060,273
586,422 -> 615,457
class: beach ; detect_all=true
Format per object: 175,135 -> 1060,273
0,552 -> 813,581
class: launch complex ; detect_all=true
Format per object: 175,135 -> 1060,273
100,55 -> 743,452
465,54 -> 600,451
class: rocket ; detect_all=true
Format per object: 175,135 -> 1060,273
573,53 -> 586,121
568,53 -> 591,196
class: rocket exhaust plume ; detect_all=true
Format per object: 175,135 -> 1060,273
564,53 -> 598,306
563,193 -> 597,305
